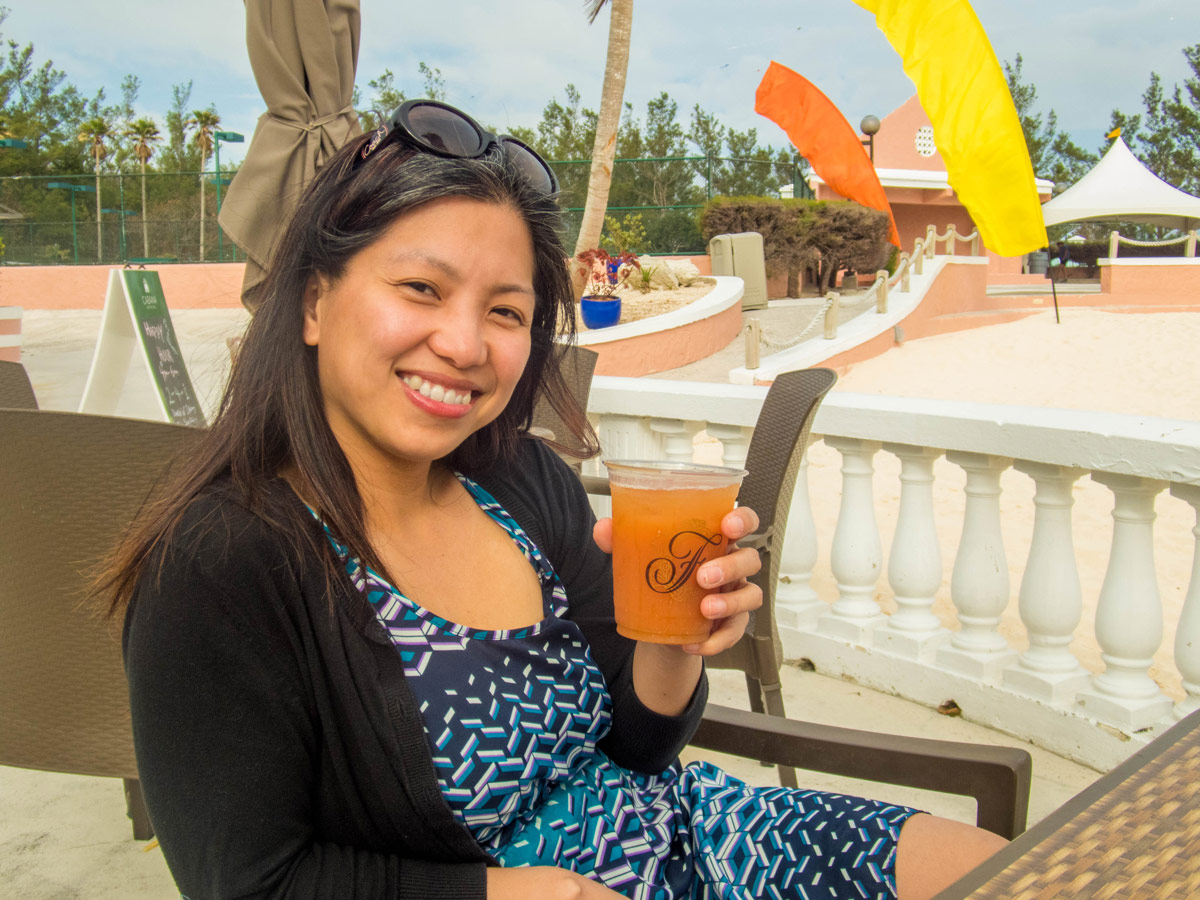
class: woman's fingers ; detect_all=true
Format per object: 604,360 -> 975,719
696,546 -> 762,594
721,506 -> 760,541
592,517 -> 613,554
680,611 -> 750,655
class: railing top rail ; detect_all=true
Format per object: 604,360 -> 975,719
589,380 -> 1200,484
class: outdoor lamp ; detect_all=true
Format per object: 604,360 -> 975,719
212,131 -> 245,261
47,181 -> 96,264
860,115 -> 881,163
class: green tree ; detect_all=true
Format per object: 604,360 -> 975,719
163,81 -> 194,172
1003,53 -> 1096,187
1109,44 -> 1200,197
78,114 -> 111,259
126,116 -> 161,256
187,106 -> 220,260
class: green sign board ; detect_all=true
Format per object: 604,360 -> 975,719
122,271 -> 205,426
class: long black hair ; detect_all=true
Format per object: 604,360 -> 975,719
99,133 -> 597,616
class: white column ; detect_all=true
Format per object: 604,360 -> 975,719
874,444 -> 949,660
649,417 -> 702,464
705,422 -> 751,470
1002,462 -> 1091,705
1077,473 -> 1173,730
818,437 -> 886,643
1169,483 -> 1200,719
776,447 -> 824,639
938,452 -> 1017,680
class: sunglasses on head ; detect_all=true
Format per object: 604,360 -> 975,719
355,98 -> 559,195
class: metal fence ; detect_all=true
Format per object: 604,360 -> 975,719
0,155 -> 812,265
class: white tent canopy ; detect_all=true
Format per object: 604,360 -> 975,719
1041,137 -> 1200,231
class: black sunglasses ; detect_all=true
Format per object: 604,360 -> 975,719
356,99 -> 559,195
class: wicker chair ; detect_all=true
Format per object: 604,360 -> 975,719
0,409 -> 200,839
0,360 -> 38,410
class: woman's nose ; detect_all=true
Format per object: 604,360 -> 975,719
427,308 -> 488,368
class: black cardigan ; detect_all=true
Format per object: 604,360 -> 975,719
123,438 -> 708,900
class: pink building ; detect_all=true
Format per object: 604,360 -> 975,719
809,95 -> 1053,281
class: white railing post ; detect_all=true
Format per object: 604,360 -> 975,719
1002,462 -> 1091,704
926,224 -> 937,258
875,444 -> 950,660
818,437 -> 886,642
971,233 -> 981,256
1169,483 -> 1200,718
938,452 -> 1017,680
776,447 -> 824,637
705,422 -> 751,470
649,418 -> 702,463
1077,474 -> 1173,729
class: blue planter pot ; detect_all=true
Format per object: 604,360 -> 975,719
581,295 -> 621,329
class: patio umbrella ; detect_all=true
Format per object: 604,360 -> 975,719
218,0 -> 362,311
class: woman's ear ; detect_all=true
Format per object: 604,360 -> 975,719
302,275 -> 325,347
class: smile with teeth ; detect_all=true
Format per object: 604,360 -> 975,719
400,374 -> 474,406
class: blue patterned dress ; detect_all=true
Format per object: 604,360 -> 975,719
316,475 -> 918,900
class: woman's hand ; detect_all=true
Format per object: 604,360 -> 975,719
487,865 -> 627,899
592,505 -> 763,656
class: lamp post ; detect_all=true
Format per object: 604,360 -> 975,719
212,131 -> 243,261
860,115 -> 881,163
47,182 -> 96,264
101,207 -> 136,262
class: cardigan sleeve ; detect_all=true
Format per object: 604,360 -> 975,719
123,496 -> 487,900
479,440 -> 708,775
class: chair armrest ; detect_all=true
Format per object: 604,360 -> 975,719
692,703 -> 1031,839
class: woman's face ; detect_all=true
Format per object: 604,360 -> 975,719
303,197 -> 537,474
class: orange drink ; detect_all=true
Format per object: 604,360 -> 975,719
604,461 -> 746,644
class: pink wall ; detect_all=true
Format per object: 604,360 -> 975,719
1101,261 -> 1200,303
589,299 -> 743,377
2,263 -> 246,310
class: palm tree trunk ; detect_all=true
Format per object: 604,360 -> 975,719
572,0 -> 634,266
140,162 -> 150,257
94,155 -> 103,262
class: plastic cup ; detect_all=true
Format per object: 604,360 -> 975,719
604,460 -> 747,644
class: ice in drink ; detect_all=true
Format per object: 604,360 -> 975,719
605,461 -> 746,644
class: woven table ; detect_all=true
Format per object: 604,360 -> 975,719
932,708 -> 1200,899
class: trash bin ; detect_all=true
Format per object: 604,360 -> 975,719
1028,250 -> 1049,274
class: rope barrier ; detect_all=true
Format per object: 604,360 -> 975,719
1115,234 -> 1191,247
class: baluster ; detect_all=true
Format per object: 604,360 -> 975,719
946,224 -> 957,256
818,437 -> 886,643
776,446 -> 823,636
925,225 -> 937,258
875,444 -> 949,661
590,413 -> 655,518
899,254 -> 911,291
875,269 -> 889,313
1002,463 -> 1091,705
705,423 -> 751,470
649,418 -> 702,464
937,452 -> 1017,680
913,241 -> 925,275
1077,474 -> 1173,729
1169,484 -> 1200,718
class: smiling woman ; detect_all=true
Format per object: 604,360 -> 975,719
94,100 -> 1003,900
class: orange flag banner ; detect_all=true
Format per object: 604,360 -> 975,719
755,61 -> 900,247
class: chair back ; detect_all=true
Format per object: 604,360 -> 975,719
0,409 -> 199,778
0,360 -> 38,409
709,368 -> 837,677
529,345 -> 599,461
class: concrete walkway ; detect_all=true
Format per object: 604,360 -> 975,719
6,306 -> 1101,899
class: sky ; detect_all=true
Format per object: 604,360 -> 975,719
6,0 -> 1199,168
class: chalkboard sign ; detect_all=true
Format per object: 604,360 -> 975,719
78,269 -> 206,426
124,271 -> 205,426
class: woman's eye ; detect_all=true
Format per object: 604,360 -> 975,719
401,281 -> 437,298
493,307 -> 528,325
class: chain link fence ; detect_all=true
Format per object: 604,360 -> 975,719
0,155 -> 811,266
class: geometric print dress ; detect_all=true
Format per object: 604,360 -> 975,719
316,474 -> 919,900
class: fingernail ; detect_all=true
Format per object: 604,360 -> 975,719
705,598 -> 727,618
699,566 -> 720,587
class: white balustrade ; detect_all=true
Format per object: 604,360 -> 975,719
584,382 -> 1200,766
819,437 -> 886,642
775,450 -> 824,632
874,443 -> 949,660
1002,462 -> 1091,705
1169,483 -> 1200,718
1077,474 -> 1173,729
937,452 -> 1016,680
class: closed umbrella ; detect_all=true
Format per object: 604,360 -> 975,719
219,0 -> 362,311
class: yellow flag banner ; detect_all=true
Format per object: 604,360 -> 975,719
850,0 -> 1047,256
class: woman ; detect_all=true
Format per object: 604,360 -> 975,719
105,101 -> 1004,900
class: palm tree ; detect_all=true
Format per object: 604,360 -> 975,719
187,108 -> 221,261
78,116 -> 112,261
126,118 -> 161,258
572,0 -> 634,276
